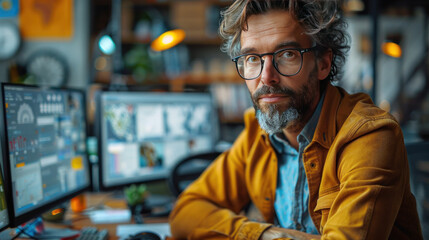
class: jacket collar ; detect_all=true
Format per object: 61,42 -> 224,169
312,84 -> 342,149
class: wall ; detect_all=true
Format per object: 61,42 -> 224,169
343,12 -> 427,107
0,0 -> 90,89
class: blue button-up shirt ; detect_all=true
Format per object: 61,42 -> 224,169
270,93 -> 325,234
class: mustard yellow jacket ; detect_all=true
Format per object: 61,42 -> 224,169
169,84 -> 423,240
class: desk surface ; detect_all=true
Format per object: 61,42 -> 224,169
68,192 -> 172,239
5,192 -> 174,240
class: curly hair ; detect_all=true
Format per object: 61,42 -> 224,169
219,0 -> 350,83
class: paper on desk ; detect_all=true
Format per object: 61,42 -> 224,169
117,223 -> 171,239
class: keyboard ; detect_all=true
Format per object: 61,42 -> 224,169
76,227 -> 109,240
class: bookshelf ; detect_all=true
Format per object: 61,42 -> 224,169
90,0 -> 249,140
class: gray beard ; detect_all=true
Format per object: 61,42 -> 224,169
255,104 -> 299,135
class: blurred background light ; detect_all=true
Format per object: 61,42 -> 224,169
94,56 -> 108,71
98,35 -> 116,55
382,42 -> 402,58
344,0 -> 365,12
151,29 -> 186,52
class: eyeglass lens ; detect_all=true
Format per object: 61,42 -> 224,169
236,49 -> 303,79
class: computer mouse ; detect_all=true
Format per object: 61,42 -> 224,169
128,231 -> 161,240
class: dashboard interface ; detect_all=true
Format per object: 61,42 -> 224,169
2,85 -> 89,217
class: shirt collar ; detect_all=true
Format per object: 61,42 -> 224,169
298,91 -> 326,145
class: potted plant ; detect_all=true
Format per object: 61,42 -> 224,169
124,184 -> 151,223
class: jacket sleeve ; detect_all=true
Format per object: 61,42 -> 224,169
168,118 -> 272,240
320,118 -> 413,240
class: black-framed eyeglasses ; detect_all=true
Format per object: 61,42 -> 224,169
232,46 -> 318,80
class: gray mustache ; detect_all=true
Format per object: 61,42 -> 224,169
252,85 -> 296,100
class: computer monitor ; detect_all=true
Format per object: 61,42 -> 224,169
96,91 -> 219,190
0,83 -> 91,226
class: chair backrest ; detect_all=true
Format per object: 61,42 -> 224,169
406,141 -> 429,239
168,151 -> 222,197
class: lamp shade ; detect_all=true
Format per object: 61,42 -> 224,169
151,29 -> 185,52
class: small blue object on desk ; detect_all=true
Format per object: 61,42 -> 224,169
13,217 -> 109,240
16,217 -> 81,239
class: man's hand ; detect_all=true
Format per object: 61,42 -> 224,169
260,226 -> 321,240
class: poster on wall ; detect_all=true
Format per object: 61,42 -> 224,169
0,0 -> 19,18
19,0 -> 73,39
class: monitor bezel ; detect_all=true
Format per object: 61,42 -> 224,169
0,83 -> 92,227
95,89 -> 219,191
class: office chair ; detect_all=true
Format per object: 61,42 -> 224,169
168,151 -> 222,197
406,141 -> 429,239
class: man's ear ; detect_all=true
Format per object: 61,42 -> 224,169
317,49 -> 333,81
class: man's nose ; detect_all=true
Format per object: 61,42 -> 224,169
260,57 -> 281,86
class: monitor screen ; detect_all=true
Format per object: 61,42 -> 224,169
0,83 -> 90,226
97,91 -> 218,190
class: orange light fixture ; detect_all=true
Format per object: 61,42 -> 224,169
382,42 -> 402,58
151,29 -> 186,52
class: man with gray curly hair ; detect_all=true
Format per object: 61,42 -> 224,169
169,1 -> 423,239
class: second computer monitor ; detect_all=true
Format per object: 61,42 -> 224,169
97,91 -> 218,190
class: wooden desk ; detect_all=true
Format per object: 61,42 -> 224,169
45,192 -> 171,240
0,192 -> 173,240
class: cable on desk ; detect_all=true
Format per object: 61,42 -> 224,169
10,218 -> 41,240
11,217 -> 78,240
14,227 -> 82,240
13,228 -> 42,240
